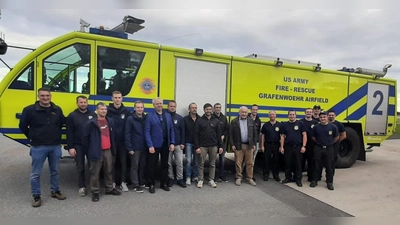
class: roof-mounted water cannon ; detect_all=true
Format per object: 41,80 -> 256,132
355,64 -> 392,79
110,15 -> 145,34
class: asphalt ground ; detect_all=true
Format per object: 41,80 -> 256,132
0,134 -> 350,217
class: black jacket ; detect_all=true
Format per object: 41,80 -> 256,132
106,103 -> 130,144
194,114 -> 223,149
213,112 -> 229,140
82,117 -> 116,161
66,108 -> 97,149
229,116 -> 257,150
249,113 -> 262,142
125,112 -> 147,152
183,113 -> 200,144
19,101 -> 65,146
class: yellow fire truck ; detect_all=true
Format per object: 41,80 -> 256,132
0,15 -> 396,168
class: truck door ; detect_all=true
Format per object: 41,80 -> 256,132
0,62 -> 36,144
365,82 -> 390,135
36,39 -> 95,119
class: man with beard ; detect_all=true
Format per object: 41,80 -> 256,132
213,103 -> 229,182
195,103 -> 223,188
66,95 -> 97,197
327,110 -> 346,175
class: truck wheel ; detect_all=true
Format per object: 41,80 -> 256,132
336,127 -> 361,168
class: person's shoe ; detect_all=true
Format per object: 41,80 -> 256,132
219,175 -> 228,182
327,183 -> 334,191
120,182 -> 129,192
133,186 -> 144,193
197,180 -> 203,188
168,178 -> 174,187
263,175 -> 269,181
112,182 -> 116,189
92,193 -> 99,202
51,191 -> 66,200
209,180 -> 217,188
310,181 -> 317,188
248,179 -> 257,186
192,177 -> 199,182
296,180 -> 303,187
177,179 -> 187,188
281,178 -> 291,184
32,196 -> 41,207
273,175 -> 281,182
160,184 -> 170,191
143,184 -> 150,189
105,189 -> 121,195
149,185 -> 155,194
79,187 -> 86,197
186,178 -> 191,186
235,179 -> 242,186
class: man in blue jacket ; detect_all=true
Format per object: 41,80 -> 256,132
19,87 -> 66,207
145,97 -> 175,194
167,100 -> 186,188
125,100 -> 148,193
106,91 -> 130,192
82,102 -> 121,202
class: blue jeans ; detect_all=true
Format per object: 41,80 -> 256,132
185,143 -> 198,179
30,145 -> 62,197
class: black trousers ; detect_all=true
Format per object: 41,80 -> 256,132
113,143 -> 128,184
302,141 -> 315,181
313,145 -> 334,183
332,142 -> 340,176
263,142 -> 280,177
146,142 -> 169,186
284,145 -> 303,181
74,144 -> 90,188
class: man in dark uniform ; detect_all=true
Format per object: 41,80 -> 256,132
312,105 -> 321,122
260,110 -> 281,182
280,110 -> 307,187
310,111 -> 339,190
300,108 -> 319,181
327,109 -> 346,175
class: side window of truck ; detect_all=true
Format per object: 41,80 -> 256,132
42,43 -> 91,93
8,62 -> 34,90
96,46 -> 145,96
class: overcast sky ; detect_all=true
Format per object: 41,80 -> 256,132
1,7 -> 399,109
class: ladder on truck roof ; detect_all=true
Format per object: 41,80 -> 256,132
245,53 -> 392,79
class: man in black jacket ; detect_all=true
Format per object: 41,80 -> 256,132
82,102 -> 121,202
183,103 -> 200,186
194,103 -> 223,188
19,87 -> 66,207
249,104 -> 262,162
213,103 -> 229,182
66,95 -> 97,197
107,91 -> 130,192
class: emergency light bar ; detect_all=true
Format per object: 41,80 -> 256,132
89,28 -> 128,39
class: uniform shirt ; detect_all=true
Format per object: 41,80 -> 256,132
311,123 -> 339,147
261,121 -> 281,143
280,120 -> 305,146
332,120 -> 345,134
300,118 -> 319,140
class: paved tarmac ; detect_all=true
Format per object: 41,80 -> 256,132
0,134 -> 350,217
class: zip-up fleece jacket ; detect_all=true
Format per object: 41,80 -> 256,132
19,101 -> 65,146
170,112 -> 185,146
106,103 -> 130,144
66,108 -> 97,149
82,117 -> 116,161
213,112 -> 229,140
194,114 -> 223,150
183,113 -> 200,144
125,112 -> 147,152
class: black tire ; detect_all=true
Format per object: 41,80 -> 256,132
336,127 -> 361,168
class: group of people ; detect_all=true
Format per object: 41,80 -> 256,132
19,87 -> 346,208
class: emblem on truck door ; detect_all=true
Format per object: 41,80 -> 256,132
139,78 -> 156,95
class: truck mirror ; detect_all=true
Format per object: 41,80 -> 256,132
0,39 -> 7,55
